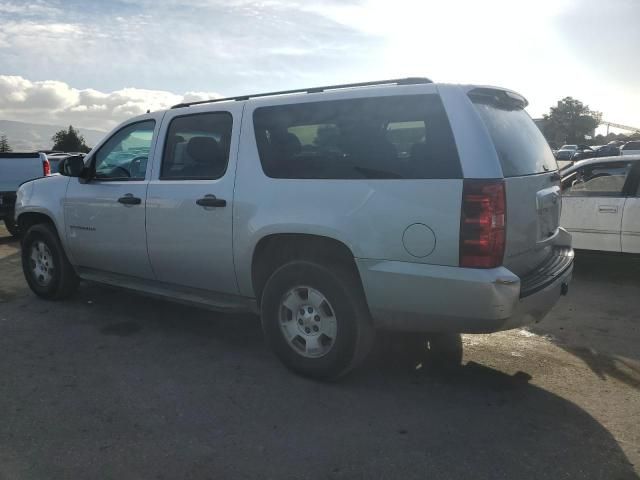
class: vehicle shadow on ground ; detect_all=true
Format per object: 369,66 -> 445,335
0,276 -> 636,479
532,251 -> 640,391
0,251 -> 24,303
0,234 -> 18,246
564,346 -> 640,390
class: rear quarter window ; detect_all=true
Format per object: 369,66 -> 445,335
253,94 -> 461,179
470,90 -> 558,177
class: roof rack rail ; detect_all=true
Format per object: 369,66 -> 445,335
170,77 -> 432,109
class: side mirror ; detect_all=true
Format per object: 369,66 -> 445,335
59,155 -> 86,177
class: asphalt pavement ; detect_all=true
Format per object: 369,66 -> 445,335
0,224 -> 638,479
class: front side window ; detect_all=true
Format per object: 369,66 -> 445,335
94,120 -> 155,180
253,94 -> 461,179
161,112 -> 232,180
563,162 -> 632,197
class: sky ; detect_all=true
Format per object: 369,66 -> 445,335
0,0 -> 638,133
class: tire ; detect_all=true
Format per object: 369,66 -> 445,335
21,223 -> 79,300
4,217 -> 20,238
261,260 -> 375,380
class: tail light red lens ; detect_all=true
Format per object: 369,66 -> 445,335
42,159 -> 51,176
460,179 -> 506,268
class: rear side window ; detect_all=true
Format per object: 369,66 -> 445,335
253,94 -> 461,179
470,90 -> 558,177
161,112 -> 232,180
622,141 -> 640,151
563,162 -> 632,197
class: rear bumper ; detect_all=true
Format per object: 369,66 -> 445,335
356,246 -> 573,334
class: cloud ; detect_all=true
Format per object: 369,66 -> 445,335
0,0 -> 61,16
0,75 -> 221,130
0,0 -> 639,127
0,0 -> 371,96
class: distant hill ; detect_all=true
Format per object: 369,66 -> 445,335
0,119 -> 106,152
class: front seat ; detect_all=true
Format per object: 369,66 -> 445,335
182,136 -> 226,178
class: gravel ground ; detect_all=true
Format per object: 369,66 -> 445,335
0,224 -> 638,479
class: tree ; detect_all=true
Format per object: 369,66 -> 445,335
0,134 -> 11,152
51,125 -> 90,153
542,97 -> 602,146
593,131 -> 640,145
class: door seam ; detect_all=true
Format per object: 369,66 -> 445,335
230,102 -> 247,296
144,111 -> 167,281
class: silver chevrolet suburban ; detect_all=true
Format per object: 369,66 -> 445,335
14,78 -> 573,379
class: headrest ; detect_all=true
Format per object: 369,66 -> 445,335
186,136 -> 221,164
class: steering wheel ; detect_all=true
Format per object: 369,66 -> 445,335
128,156 -> 148,178
110,165 -> 131,178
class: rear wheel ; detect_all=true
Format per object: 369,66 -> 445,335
261,260 -> 374,380
21,223 -> 79,300
4,217 -> 20,238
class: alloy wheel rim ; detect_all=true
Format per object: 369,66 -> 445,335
278,286 -> 337,358
29,241 -> 54,286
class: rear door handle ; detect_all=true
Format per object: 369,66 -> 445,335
117,194 -> 142,205
598,205 -> 618,213
196,194 -> 227,208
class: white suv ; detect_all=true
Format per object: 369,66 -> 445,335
15,78 -> 573,379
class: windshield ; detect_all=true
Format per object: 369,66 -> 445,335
561,145 -> 577,150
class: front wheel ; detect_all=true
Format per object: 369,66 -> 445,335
21,223 -> 79,300
261,261 -> 374,380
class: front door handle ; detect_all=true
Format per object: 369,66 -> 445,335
196,194 -> 227,208
117,194 -> 142,205
598,205 -> 618,214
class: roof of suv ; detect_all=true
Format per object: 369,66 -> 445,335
170,77 -> 434,109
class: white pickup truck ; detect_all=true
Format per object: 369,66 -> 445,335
0,152 -> 50,236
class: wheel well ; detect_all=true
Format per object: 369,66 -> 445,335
251,234 -> 360,306
17,212 -> 55,232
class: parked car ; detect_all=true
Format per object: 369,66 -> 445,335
571,146 -> 596,161
621,141 -> 640,156
561,155 -> 640,253
593,144 -> 620,157
15,79 -> 573,379
555,144 -> 578,160
44,152 -> 86,174
0,152 -> 50,236
560,144 -> 621,167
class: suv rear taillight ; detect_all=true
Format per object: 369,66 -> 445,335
460,179 -> 506,268
42,159 -> 51,176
